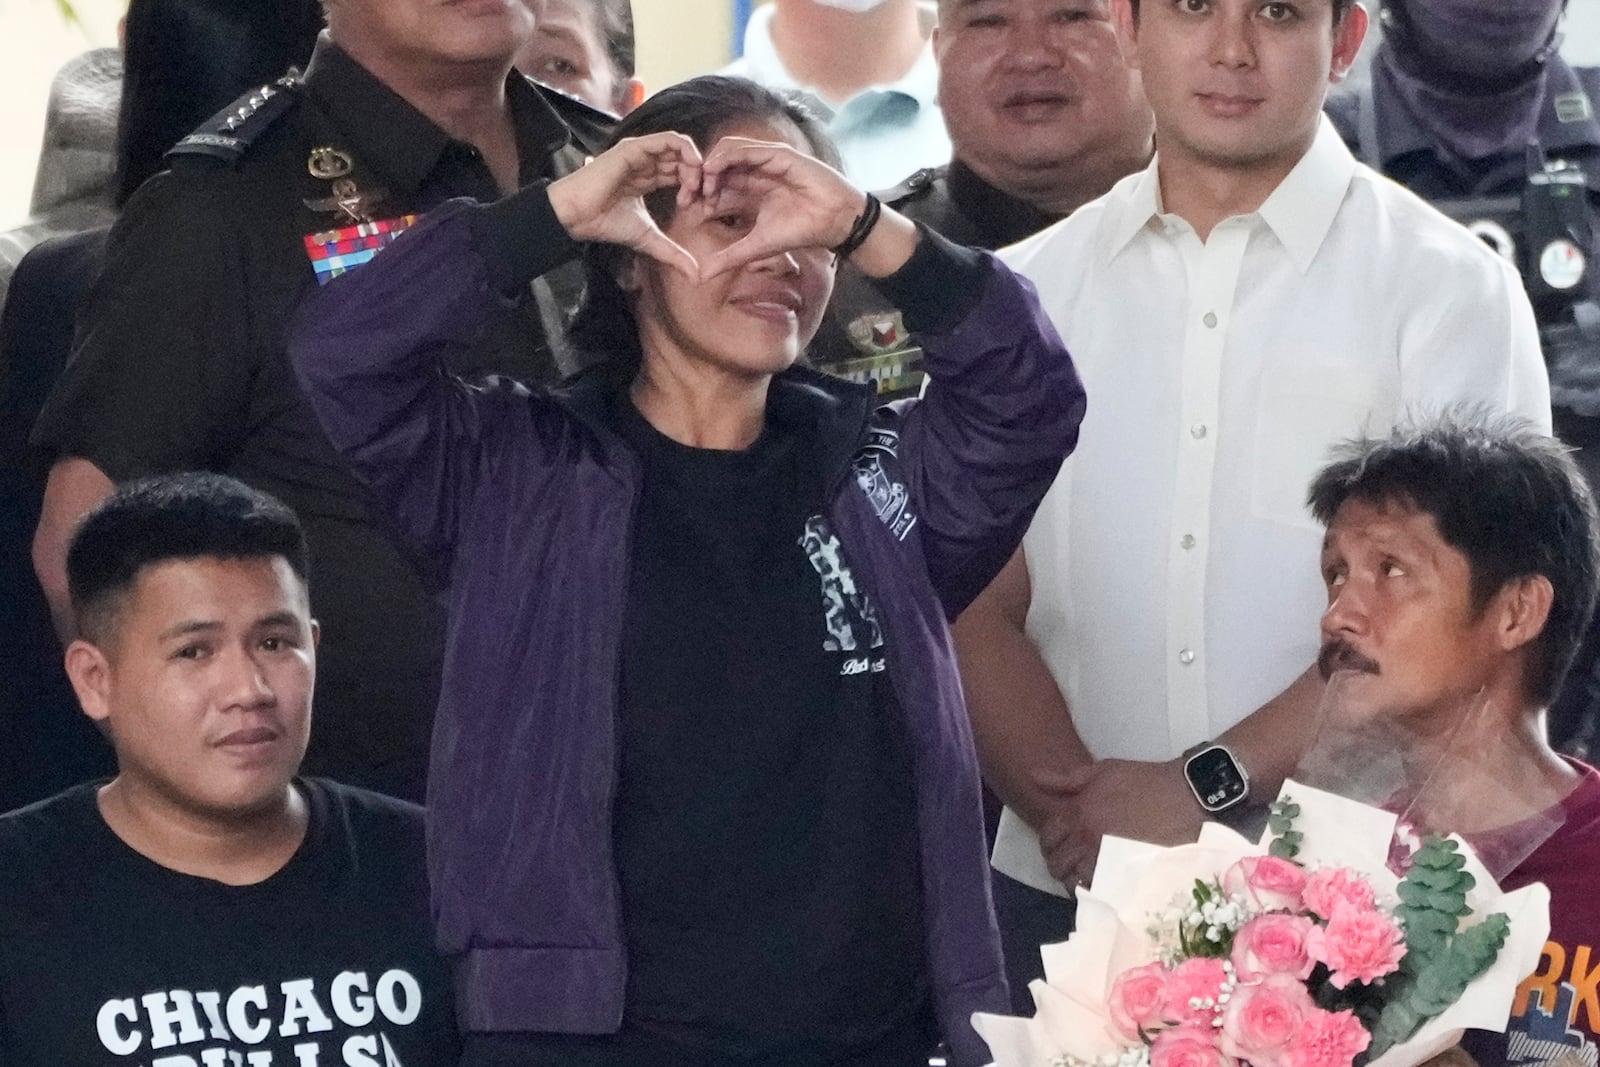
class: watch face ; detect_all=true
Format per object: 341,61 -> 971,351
1186,747 -> 1248,812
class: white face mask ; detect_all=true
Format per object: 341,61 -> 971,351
805,0 -> 893,13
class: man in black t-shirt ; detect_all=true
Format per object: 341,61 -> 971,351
0,474 -> 456,1067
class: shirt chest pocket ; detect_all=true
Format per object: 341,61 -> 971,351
1250,364 -> 1394,530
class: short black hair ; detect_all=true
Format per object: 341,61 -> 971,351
567,75 -> 841,365
67,473 -> 309,644
1128,0 -> 1355,21
596,0 -> 636,82
1308,413 -> 1600,707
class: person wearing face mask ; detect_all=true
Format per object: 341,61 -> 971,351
288,73 -> 1084,1067
1327,0 -> 1600,760
722,0 -> 951,189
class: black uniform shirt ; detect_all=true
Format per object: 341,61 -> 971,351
1327,56 -> 1600,199
809,159 -> 1063,399
32,39 -> 612,801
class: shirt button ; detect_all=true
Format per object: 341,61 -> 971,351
1190,423 -> 1208,440
1202,311 -> 1219,329
1180,534 -> 1197,550
1179,649 -> 1197,666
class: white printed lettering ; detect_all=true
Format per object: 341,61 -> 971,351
196,991 -> 231,1040
96,998 -> 142,1056
279,978 -> 334,1037
144,990 -> 205,1050
380,1033 -> 406,1067
375,971 -> 421,1026
343,1034 -> 381,1067
294,1041 -> 322,1066
331,972 -> 375,1027
246,1052 -> 274,1066
226,986 -> 272,1045
151,1056 -> 198,1067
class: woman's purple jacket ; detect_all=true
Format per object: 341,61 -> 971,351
288,182 -> 1086,1067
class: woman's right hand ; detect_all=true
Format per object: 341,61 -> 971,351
547,132 -> 704,279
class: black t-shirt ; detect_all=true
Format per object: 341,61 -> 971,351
29,39 -> 610,802
0,778 -> 458,1067
481,395 -> 929,1065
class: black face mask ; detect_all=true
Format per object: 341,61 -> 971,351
1378,0 -> 1565,162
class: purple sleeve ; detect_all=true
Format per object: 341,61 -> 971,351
287,182 -> 579,579
896,250 -> 1086,618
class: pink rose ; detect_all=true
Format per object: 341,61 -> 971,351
1280,1008 -> 1371,1067
1151,1025 -> 1232,1067
1223,856 -> 1308,912
1219,975 -> 1316,1067
1307,909 -> 1406,989
1231,914 -> 1317,981
1161,957 -> 1230,1026
1109,962 -> 1171,1038
1302,868 -> 1378,920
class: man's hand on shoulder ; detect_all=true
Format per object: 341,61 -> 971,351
1037,756 -> 1202,890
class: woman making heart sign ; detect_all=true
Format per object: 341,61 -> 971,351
290,74 -> 1085,1067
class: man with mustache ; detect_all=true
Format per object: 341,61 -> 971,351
0,473 -> 456,1066
812,0 -> 1154,398
1308,416 -> 1600,1067
30,0 -> 614,804
950,0 -> 1552,1005
1325,0 -> 1600,757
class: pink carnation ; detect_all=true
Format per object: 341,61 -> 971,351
1220,975 -> 1317,1067
1109,962 -> 1171,1038
1231,914 -> 1317,981
1151,1025 -> 1233,1067
1302,868 -> 1378,920
1161,957 -> 1230,1026
1223,856 -> 1308,912
1281,1008 -> 1372,1067
1307,909 -> 1406,989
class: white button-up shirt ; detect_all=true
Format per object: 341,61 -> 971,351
991,117 -> 1551,895
722,3 -> 951,191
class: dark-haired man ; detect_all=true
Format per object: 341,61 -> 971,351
952,0 -> 1552,1005
517,0 -> 644,115
1308,417 -> 1600,1067
813,0 -> 1154,396
0,472 -> 456,1066
30,0 -> 616,803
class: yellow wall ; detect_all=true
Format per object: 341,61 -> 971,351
0,0 -> 123,228
634,0 -> 738,94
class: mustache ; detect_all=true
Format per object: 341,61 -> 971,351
1317,638 -> 1381,681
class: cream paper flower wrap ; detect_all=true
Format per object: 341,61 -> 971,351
972,781 -> 1551,1067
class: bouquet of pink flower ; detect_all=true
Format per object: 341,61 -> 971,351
973,783 -> 1551,1067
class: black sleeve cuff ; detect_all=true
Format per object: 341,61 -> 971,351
866,222 -> 993,335
468,180 -> 584,296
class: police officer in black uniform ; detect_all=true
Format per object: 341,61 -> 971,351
809,0 -> 1154,399
32,0 -> 616,803
1326,0 -> 1600,757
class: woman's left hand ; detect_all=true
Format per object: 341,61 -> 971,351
694,137 -> 867,280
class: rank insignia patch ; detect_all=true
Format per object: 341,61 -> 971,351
303,216 -> 421,285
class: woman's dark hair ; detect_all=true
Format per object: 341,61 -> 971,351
566,75 -> 841,369
116,0 -> 325,206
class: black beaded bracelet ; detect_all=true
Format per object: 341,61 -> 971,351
830,192 -> 883,260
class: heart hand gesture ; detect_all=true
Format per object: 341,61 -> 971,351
695,137 -> 866,280
547,131 -> 705,280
